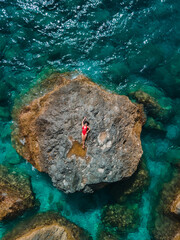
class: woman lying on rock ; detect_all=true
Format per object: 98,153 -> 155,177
82,117 -> 90,149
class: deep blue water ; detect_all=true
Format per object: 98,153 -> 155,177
0,0 -> 180,239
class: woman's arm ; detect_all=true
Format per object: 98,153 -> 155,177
87,126 -> 90,133
82,117 -> 86,127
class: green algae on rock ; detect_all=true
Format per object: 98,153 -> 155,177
97,230 -> 118,240
144,117 -> 166,132
109,160 -> 150,203
12,73 -> 145,193
2,212 -> 92,240
129,90 -> 170,120
97,203 -> 139,240
102,204 -> 139,231
0,165 -> 35,220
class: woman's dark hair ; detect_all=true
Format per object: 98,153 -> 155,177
83,120 -> 89,125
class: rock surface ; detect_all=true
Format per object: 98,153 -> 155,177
2,212 -> 92,240
12,73 -> 145,193
0,165 -> 34,220
173,232 -> 180,240
171,193 -> 180,215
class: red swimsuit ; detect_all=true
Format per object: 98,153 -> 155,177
82,126 -> 88,135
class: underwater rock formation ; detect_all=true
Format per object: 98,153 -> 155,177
2,212 -> 92,240
12,73 -> 145,193
113,160 -> 149,203
130,90 -> 169,119
144,117 -> 165,132
102,204 -> 138,231
0,165 -> 34,220
97,160 -> 149,239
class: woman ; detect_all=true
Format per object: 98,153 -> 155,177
82,117 -> 90,149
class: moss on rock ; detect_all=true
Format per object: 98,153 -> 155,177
0,165 -> 35,220
130,90 -> 170,120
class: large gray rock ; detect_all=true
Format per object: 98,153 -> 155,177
12,73 -> 145,193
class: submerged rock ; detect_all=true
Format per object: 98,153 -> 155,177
115,160 -> 149,203
2,212 -> 92,240
12,73 -> 145,193
97,205 -> 136,240
145,117 -> 166,132
97,231 -> 118,240
130,90 -> 169,119
102,204 -> 138,231
97,160 -> 149,239
0,165 -> 35,220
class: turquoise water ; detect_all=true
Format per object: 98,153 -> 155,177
0,0 -> 180,239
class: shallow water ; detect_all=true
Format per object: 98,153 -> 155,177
0,0 -> 180,239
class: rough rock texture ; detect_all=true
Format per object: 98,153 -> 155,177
12,73 -> 145,193
2,212 -> 92,240
171,194 -> 180,215
0,165 -> 34,220
173,232 -> 180,240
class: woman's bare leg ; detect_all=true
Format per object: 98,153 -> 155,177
82,134 -> 87,149
82,134 -> 85,148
